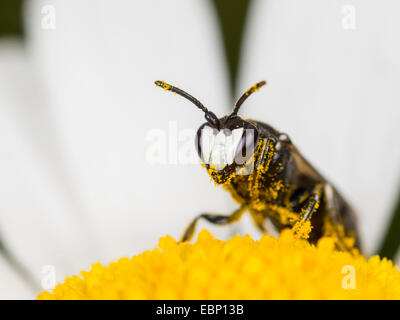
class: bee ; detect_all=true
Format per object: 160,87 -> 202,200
155,80 -> 361,251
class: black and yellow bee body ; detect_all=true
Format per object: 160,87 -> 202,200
155,80 -> 360,251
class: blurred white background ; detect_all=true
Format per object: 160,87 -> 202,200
0,0 -> 399,299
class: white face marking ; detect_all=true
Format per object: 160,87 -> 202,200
200,127 -> 244,170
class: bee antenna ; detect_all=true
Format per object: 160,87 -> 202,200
154,80 -> 220,129
231,80 -> 267,116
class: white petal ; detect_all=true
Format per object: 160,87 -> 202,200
241,0 -> 400,253
25,0 -> 232,262
0,40 -> 100,290
0,255 -> 33,299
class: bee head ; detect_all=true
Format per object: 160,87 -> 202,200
154,80 -> 266,184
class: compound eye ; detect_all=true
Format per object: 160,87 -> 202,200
195,124 -> 216,163
233,127 -> 258,165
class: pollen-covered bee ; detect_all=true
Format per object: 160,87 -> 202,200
155,80 -> 361,251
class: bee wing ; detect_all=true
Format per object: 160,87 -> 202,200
286,143 -> 324,183
240,0 -> 400,253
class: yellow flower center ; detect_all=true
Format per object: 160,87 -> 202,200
37,229 -> 400,300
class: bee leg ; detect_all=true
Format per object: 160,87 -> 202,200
297,183 -> 357,251
299,183 -> 324,221
323,184 -> 342,224
249,210 -> 267,233
180,207 -> 246,242
291,183 -> 324,239
255,137 -> 275,172
248,137 -> 276,204
322,184 -> 360,251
